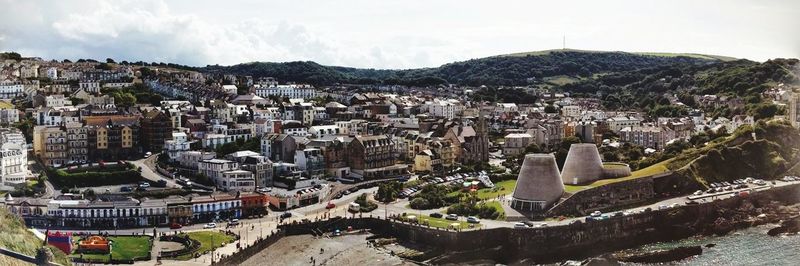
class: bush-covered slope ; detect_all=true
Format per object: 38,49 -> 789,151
669,120 -> 800,187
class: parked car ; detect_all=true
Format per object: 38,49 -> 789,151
229,219 -> 240,226
139,182 -> 150,188
280,212 -> 292,219
466,216 -> 480,224
120,186 -> 133,192
144,152 -> 152,158
514,222 -> 528,228
430,213 -> 443,218
445,214 -> 458,221
325,202 -> 336,209
203,223 -> 217,229
170,223 -> 183,229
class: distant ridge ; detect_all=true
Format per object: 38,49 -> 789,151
204,49 -> 720,86
501,49 -> 738,62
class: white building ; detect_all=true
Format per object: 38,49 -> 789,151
202,133 -> 233,149
218,170 -> 256,192
0,131 -> 27,191
79,81 -> 101,93
0,106 -> 19,125
0,81 -> 24,99
45,95 -> 68,108
198,159 -> 239,180
308,125 -> 340,138
163,132 -> 192,162
424,100 -> 457,119
607,116 -> 641,133
222,85 -> 238,95
46,67 -> 58,80
561,105 -> 581,118
254,84 -> 316,99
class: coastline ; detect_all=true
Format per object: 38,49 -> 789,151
289,182 -> 800,265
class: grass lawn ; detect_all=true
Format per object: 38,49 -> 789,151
26,179 -> 39,189
402,214 -> 471,230
475,180 -> 516,200
543,75 -> 582,86
71,236 -> 152,262
175,231 -> 235,260
564,159 -> 673,193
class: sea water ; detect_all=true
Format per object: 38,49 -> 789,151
633,225 -> 800,265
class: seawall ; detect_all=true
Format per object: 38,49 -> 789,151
219,182 -> 800,265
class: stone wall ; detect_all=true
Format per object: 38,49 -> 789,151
218,183 -> 800,265
211,230 -> 286,266
547,176 -> 657,217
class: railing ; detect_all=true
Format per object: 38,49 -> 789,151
0,247 -> 61,266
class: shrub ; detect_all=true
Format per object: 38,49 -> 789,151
46,165 -> 143,187
409,198 -> 430,209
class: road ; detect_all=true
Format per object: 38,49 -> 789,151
129,155 -> 182,189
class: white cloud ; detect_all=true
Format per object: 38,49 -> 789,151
0,0 -> 798,68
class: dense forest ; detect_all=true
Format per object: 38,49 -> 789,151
200,50 -> 718,86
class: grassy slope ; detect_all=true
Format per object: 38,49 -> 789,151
175,231 -> 235,260
564,159 -> 672,193
0,208 -> 72,266
402,214 -> 471,230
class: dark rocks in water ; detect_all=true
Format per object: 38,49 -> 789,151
767,219 -> 800,236
615,246 -> 702,264
704,243 -> 716,248
580,254 -> 620,266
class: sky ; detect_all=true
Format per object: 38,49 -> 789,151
1,0 -> 798,69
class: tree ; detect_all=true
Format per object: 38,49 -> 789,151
376,181 -> 402,203
1,52 -> 22,61
748,103 -> 779,121
544,105 -> 558,113
106,58 -> 116,64
112,92 -> 137,107
95,63 -> 113,71
69,97 -> 85,106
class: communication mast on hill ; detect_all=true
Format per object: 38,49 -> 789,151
563,35 -> 566,50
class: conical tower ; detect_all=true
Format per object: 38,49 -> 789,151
561,143 -> 603,185
511,153 -> 564,211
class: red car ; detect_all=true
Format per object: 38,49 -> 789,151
169,223 -> 183,229
325,202 -> 336,209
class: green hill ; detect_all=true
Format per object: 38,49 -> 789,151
201,49 -> 720,86
0,208 -> 72,266
501,49 -> 738,62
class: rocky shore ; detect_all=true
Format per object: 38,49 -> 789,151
582,200 -> 800,265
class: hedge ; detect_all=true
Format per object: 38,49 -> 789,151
47,166 -> 143,187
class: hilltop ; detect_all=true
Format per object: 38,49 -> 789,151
501,49 -> 738,62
